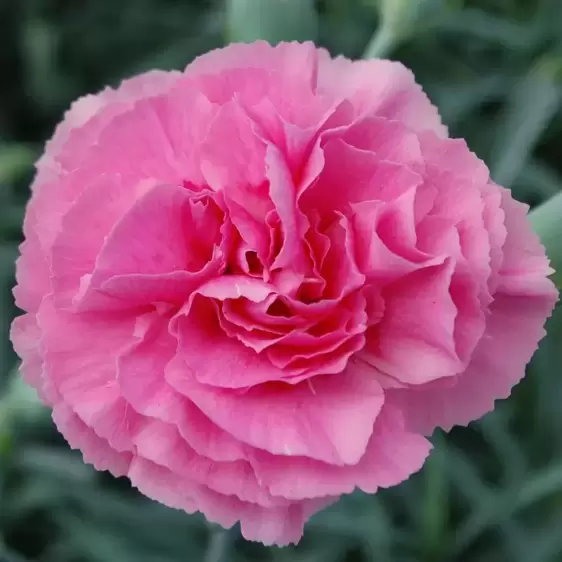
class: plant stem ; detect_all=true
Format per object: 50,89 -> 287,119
204,527 -> 231,562
363,25 -> 396,59
529,190 -> 562,289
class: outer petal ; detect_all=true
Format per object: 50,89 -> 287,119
128,456 -> 325,546
37,70 -> 181,182
52,403 -> 132,477
496,187 -> 556,295
392,291 -> 556,433
37,297 -> 141,451
26,71 -> 181,265
392,186 -> 557,432
132,419 -> 286,507
13,209 -> 51,313
250,401 -> 431,500
187,41 -> 320,94
10,314 -> 52,404
316,52 -> 447,137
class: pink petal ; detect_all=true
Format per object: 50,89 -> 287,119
117,311 -> 249,462
319,214 -> 365,299
336,116 -> 424,166
76,183 -> 225,311
497,187 -> 556,295
38,70 -> 180,180
128,456 -> 318,546
351,189 -> 439,285
168,298 -> 292,388
481,184 -> 507,293
317,53 -> 447,136
133,418 -> 286,507
250,400 -> 431,499
10,314 -> 52,404
266,145 -> 310,271
37,296 -> 140,450
392,290 -> 556,433
300,139 -> 422,215
363,258 -> 463,384
187,41 -> 320,93
51,174 -> 155,306
128,457 -> 198,513
52,403 -> 132,477
13,209 -> 51,313
166,347 -> 384,465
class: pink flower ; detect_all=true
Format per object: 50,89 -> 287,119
11,41 -> 557,545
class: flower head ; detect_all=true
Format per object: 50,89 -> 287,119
11,41 -> 557,546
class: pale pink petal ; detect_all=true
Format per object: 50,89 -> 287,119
13,209 -> 51,313
129,455 -> 313,546
52,403 -> 132,477
317,53 -> 447,136
37,296 -> 140,450
497,187 -> 556,295
10,314 -> 52,404
187,41 -> 320,94
38,70 -> 180,180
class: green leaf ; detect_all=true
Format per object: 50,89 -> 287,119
440,7 -> 541,50
516,160 -> 562,200
530,190 -> 562,288
225,0 -> 318,44
419,447 -> 449,560
490,60 -> 562,187
0,145 -> 35,185
452,460 -> 562,556
363,0 -> 446,59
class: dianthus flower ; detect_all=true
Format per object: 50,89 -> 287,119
11,41 -> 557,545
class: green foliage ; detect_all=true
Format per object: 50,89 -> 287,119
1,0 -> 562,561
226,0 -> 318,44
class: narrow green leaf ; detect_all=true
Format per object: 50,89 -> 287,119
517,160 -> 562,200
530,190 -> 562,288
419,448 -> 449,560
490,60 -> 562,187
441,8 -> 540,49
452,460 -> 562,556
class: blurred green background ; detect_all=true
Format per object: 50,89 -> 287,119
1,0 -> 562,561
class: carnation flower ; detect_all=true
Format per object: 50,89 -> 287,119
11,41 -> 557,545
